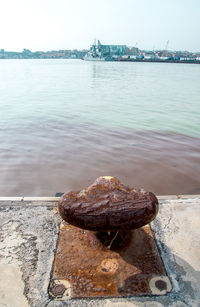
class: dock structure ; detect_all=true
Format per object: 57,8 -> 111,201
0,195 -> 200,306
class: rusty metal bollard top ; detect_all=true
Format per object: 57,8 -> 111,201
58,176 -> 159,232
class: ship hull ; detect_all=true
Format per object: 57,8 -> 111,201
84,55 -> 106,61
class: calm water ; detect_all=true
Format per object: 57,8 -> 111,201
0,59 -> 200,196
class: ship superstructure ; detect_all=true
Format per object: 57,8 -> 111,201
84,40 -> 126,61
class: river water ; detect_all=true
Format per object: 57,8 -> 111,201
0,59 -> 200,196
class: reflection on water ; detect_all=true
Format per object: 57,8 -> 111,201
0,59 -> 200,195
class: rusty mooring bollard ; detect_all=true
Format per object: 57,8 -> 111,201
50,178 -> 169,298
58,176 -> 159,234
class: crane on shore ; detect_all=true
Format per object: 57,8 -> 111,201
162,40 -> 169,57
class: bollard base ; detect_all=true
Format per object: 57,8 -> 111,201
49,221 -> 172,300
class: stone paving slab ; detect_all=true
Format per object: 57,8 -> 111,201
0,196 -> 200,307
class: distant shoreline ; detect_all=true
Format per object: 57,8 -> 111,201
1,57 -> 200,64
115,58 -> 200,64
1,58 -> 200,65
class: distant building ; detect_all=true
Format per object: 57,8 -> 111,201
97,40 -> 126,56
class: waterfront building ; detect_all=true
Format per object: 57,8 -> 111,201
96,40 -> 126,56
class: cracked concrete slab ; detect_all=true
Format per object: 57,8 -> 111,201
152,198 -> 200,307
0,197 -> 200,307
0,264 -> 29,307
0,202 -> 61,307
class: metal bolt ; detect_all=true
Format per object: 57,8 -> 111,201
155,279 -> 167,291
51,284 -> 66,297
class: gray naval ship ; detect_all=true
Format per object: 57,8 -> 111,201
84,40 -> 126,61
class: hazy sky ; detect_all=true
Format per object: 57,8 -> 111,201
0,0 -> 199,52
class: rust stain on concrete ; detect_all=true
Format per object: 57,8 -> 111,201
49,222 -> 171,299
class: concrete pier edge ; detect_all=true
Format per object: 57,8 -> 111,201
0,194 -> 200,202
0,195 -> 200,307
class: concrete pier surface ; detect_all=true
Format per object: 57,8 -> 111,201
0,195 -> 200,307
